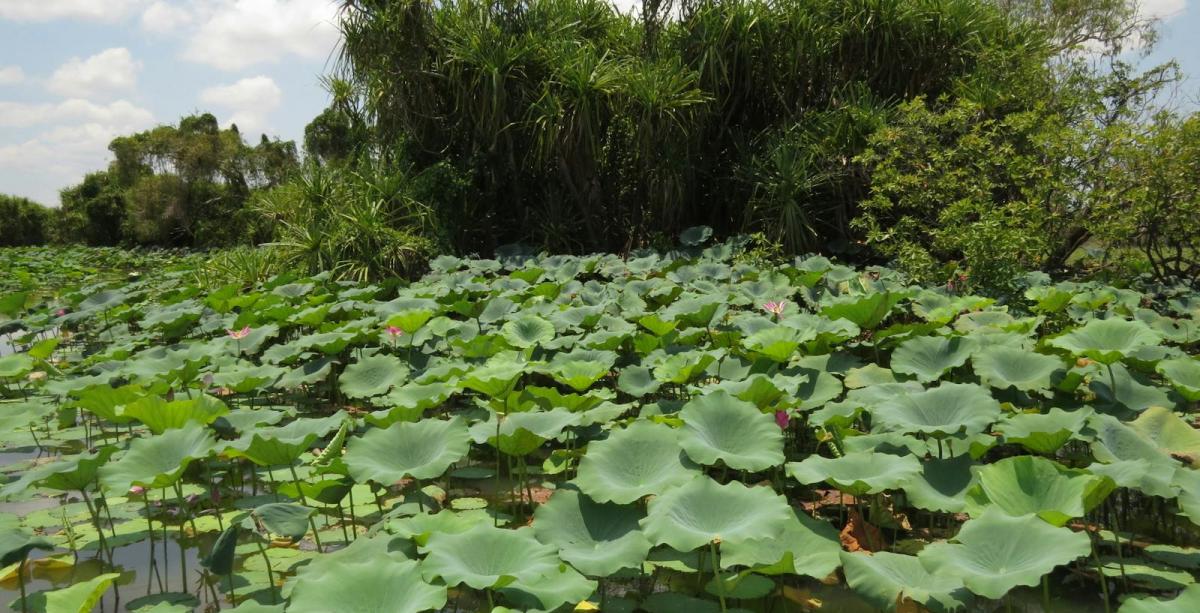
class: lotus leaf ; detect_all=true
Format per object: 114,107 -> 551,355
1157,358 -> 1200,400
902,453 -> 978,513
1119,584 -> 1200,613
841,551 -> 972,613
918,508 -> 1091,599
640,477 -> 792,551
871,383 -> 1001,438
501,315 -> 556,348
573,421 -> 700,503
965,455 -> 1114,525
287,556 -> 445,613
340,354 -> 409,398
996,407 -> 1093,455
972,345 -> 1063,391
531,488 -> 651,577
720,510 -> 841,578
786,451 -> 921,497
99,423 -> 216,491
677,390 -> 784,471
12,572 -> 120,613
345,417 -> 470,483
891,335 -> 975,382
1049,318 -> 1162,364
421,523 -> 560,590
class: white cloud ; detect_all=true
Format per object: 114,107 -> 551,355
47,48 -> 141,100
0,66 -> 24,86
0,99 -> 155,206
199,75 -> 282,136
1141,0 -> 1187,20
183,0 -> 340,71
0,0 -> 145,22
0,99 -> 155,128
141,1 -> 192,33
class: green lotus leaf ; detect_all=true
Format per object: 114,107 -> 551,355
786,451 -> 921,497
1144,544 -> 1200,570
386,308 -> 435,335
498,563 -> 598,612
918,508 -> 1091,600
471,408 -> 581,456
995,407 -> 1093,455
0,354 -> 33,379
421,523 -> 560,590
253,502 -> 315,541
367,382 -> 457,427
964,456 -> 1114,526
721,510 -> 841,578
616,365 -> 661,397
287,555 -> 445,613
340,354 -> 409,399
741,326 -> 814,362
531,488 -> 651,576
677,390 -> 784,471
640,477 -> 792,551
276,355 -> 338,389
70,383 -> 143,424
544,349 -> 617,392
637,313 -> 679,337
100,422 -> 216,491
679,225 -> 713,246
210,363 -> 285,393
871,382 -> 1001,438
1049,318 -> 1162,364
573,421 -> 701,503
819,291 -> 904,329
501,315 -> 556,348
841,551 -> 972,613
344,417 -> 470,484
460,360 -> 525,397
224,411 -> 346,466
972,345 -> 1063,392
1098,556 -> 1195,591
652,351 -> 717,384
1089,363 -> 1174,413
902,453 -> 978,513
12,572 -> 121,613
79,288 -> 127,312
121,394 -> 229,434
891,335 -> 975,382
201,525 -> 240,576
0,446 -> 115,497
0,527 -> 53,566
1119,584 -> 1200,613
1157,358 -> 1200,401
1127,406 -> 1200,464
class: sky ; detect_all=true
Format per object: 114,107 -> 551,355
0,0 -> 1196,207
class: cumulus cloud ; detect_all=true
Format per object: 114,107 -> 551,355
141,1 -> 192,34
0,0 -> 146,22
47,48 -> 141,100
199,75 -> 283,136
0,99 -> 155,206
183,0 -> 340,71
0,66 -> 24,86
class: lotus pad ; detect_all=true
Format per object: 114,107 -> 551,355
345,417 -> 471,483
532,488 -> 651,576
421,524 -> 560,590
640,477 -> 792,551
787,451 -> 921,497
842,551 -> 972,613
573,421 -> 701,504
677,390 -> 784,471
964,455 -> 1114,526
871,382 -> 1001,438
918,508 -> 1091,599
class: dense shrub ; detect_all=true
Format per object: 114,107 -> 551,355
0,194 -> 51,247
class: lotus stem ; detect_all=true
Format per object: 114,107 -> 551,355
709,541 -> 727,612
255,537 -> 277,603
79,488 -> 111,563
143,492 -> 165,594
17,558 -> 28,613
1042,573 -> 1051,612
1090,531 -> 1112,613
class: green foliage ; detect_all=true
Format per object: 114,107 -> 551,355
0,194 -> 51,247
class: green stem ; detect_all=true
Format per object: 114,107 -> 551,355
17,558 -> 27,613
255,538 -> 278,604
1091,532 -> 1112,613
709,541 -> 727,613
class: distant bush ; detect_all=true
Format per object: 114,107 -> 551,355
0,194 -> 51,247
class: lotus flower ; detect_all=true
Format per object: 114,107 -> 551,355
762,300 -> 788,317
55,308 -> 66,317
775,410 -> 790,430
227,326 -> 252,340
129,485 -> 145,496
386,325 -> 403,337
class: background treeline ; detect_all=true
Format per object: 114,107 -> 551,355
4,0 -> 1197,290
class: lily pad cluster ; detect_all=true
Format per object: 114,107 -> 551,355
0,238 -> 1198,612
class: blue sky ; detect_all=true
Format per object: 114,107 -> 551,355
0,0 -> 1196,207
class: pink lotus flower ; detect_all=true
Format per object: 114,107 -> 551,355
386,325 -> 403,337
129,485 -> 145,496
775,410 -> 790,430
227,326 -> 251,340
55,308 -> 66,317
762,300 -> 788,317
